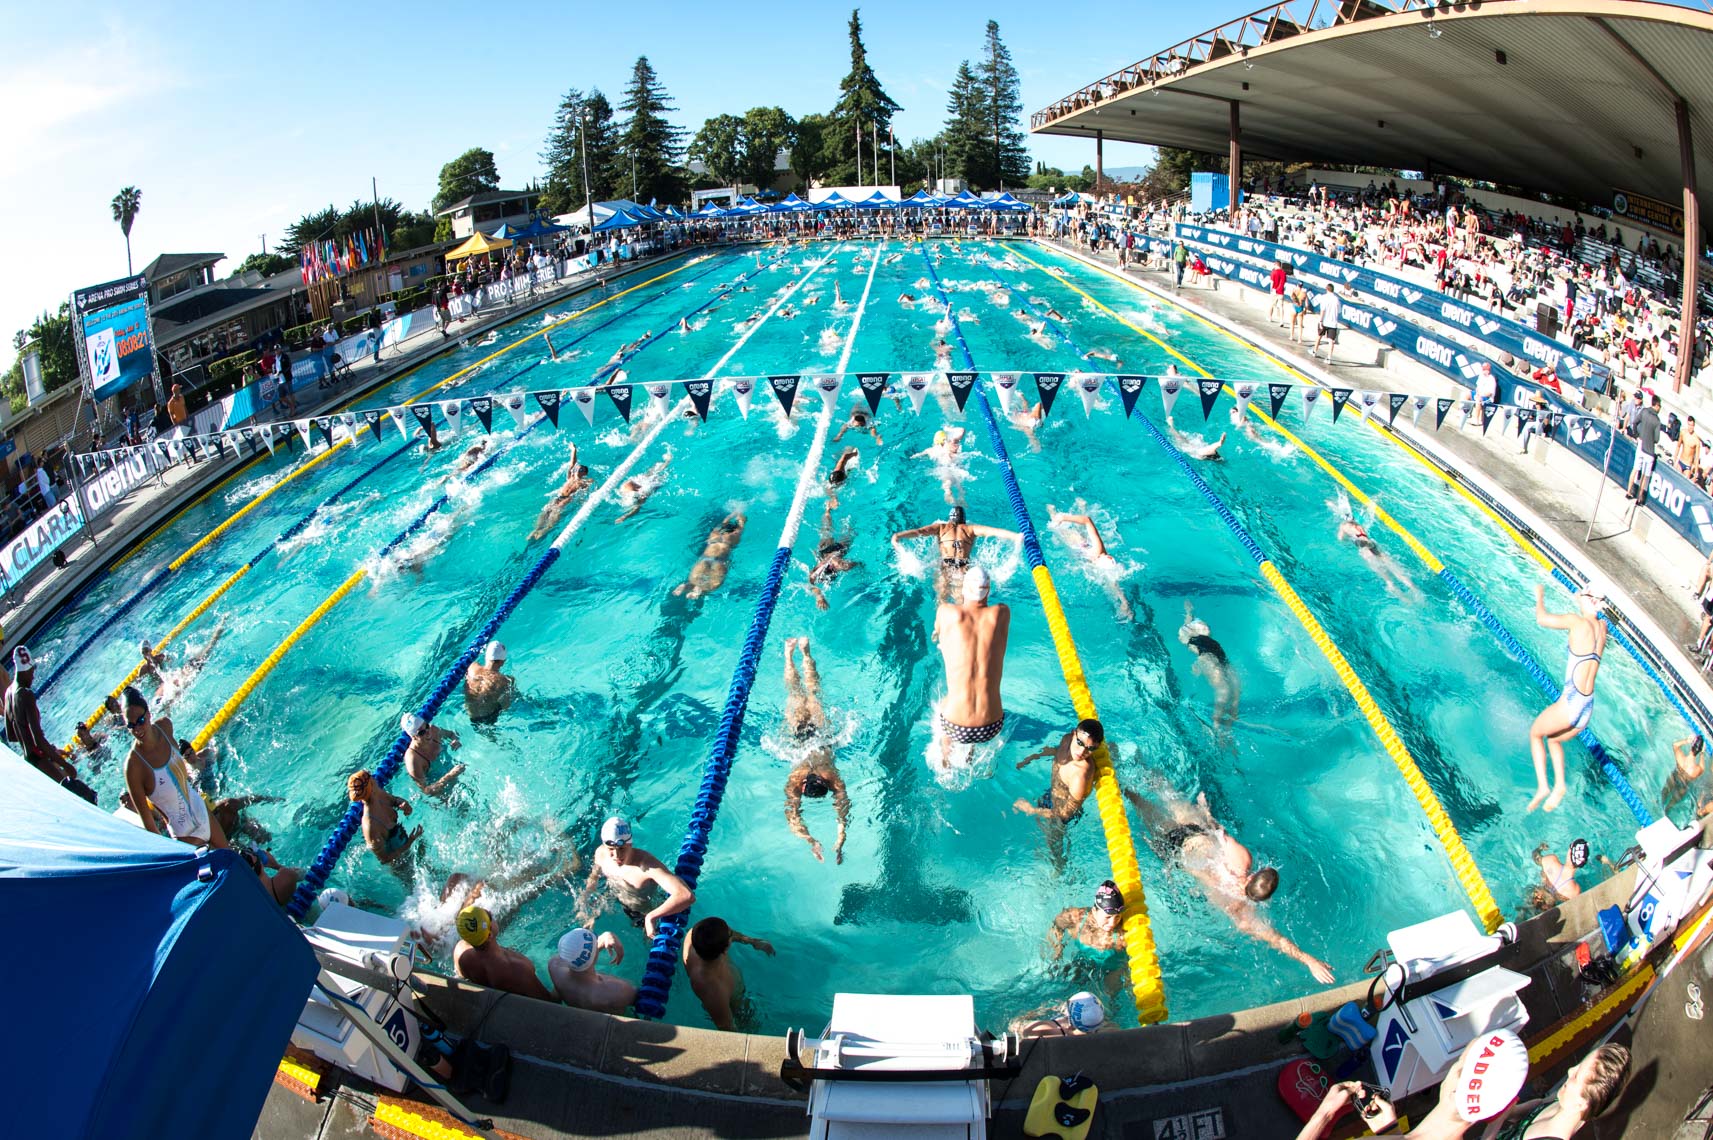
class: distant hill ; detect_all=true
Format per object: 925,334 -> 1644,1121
1102,166 -> 1149,181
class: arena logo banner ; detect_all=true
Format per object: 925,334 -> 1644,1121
1196,378 -> 1223,420
1033,372 -> 1065,417
0,496 -> 85,585
1330,388 -> 1353,423
470,395 -> 496,432
79,449 -> 152,520
1117,374 -> 1147,418
1388,393 -> 1409,426
72,274 -> 156,402
946,371 -> 977,413
769,374 -> 800,417
857,373 -> 890,416
684,381 -> 713,421
603,385 -> 632,423
312,417 -> 336,450
1268,382 -> 1293,419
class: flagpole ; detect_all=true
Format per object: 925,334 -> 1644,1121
855,121 -> 863,188
889,125 -> 895,187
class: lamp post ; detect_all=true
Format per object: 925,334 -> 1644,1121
580,110 -> 594,247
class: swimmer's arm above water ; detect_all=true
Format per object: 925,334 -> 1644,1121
967,524 -> 1022,542
1534,583 -> 1574,630
641,868 -> 695,938
1231,907 -> 1335,984
1015,745 -> 1056,770
890,525 -> 936,543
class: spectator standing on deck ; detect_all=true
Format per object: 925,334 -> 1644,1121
1625,395 -> 1662,504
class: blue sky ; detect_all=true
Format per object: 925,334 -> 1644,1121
1,0 -> 1187,370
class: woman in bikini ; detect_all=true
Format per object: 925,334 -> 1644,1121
121,686 -> 228,849
1528,583 -> 1607,813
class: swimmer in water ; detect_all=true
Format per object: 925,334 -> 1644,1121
464,640 -> 515,725
454,438 -> 489,475
1525,838 -> 1591,911
400,712 -> 464,797
833,406 -> 882,445
147,620 -> 228,715
1010,401 -> 1044,452
897,293 -> 916,308
528,444 -> 593,542
1337,517 -> 1415,596
1047,505 -> 1132,621
1015,718 -> 1103,871
1125,784 -> 1335,983
1166,416 -> 1226,461
1047,879 -> 1131,999
673,511 -> 746,599
679,317 -> 691,333
825,447 -> 860,509
933,565 -> 1010,773
1083,346 -> 1120,365
615,447 -> 672,522
780,637 -> 850,863
1180,601 -> 1240,737
576,816 -> 695,938
933,338 -> 953,368
893,504 -> 1020,602
806,509 -> 861,611
911,427 -> 969,506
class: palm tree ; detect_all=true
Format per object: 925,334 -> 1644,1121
111,186 -> 142,275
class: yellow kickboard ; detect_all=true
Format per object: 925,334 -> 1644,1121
1024,1074 -> 1099,1140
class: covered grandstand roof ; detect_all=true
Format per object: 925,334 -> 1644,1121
1031,0 -> 1713,218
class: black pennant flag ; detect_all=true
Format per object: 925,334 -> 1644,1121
470,396 -> 495,432
312,417 -> 335,450
410,405 -> 435,435
1117,375 -> 1146,418
769,374 -> 800,417
362,409 -> 385,440
532,390 -> 561,428
1434,397 -> 1453,430
1268,382 -> 1292,420
1033,372 -> 1064,417
685,380 -> 713,421
946,371 -> 977,413
604,384 -> 633,423
1480,403 -> 1494,435
857,373 -> 889,416
1387,393 -> 1408,426
1197,378 -> 1223,420
1330,388 -> 1353,423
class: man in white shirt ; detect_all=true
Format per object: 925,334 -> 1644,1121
1312,284 -> 1343,362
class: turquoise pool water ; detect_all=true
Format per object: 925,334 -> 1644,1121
36,239 -> 1683,1033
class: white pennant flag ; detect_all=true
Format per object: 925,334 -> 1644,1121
387,406 -> 411,442
993,372 -> 1019,415
1234,382 -> 1257,420
571,387 -> 598,426
814,374 -> 841,403
1301,387 -> 1322,421
1074,373 -> 1102,418
503,390 -> 529,431
1160,376 -> 1183,420
260,428 -> 276,456
339,413 -> 358,443
294,420 -> 313,450
1459,399 -> 1474,427
903,373 -> 931,415
223,432 -> 240,454
1358,391 -> 1381,422
729,378 -> 754,420
646,383 -> 673,420
441,400 -> 463,436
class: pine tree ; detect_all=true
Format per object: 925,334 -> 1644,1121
540,89 -> 619,215
827,9 -> 902,186
942,61 -> 991,189
615,56 -> 687,204
978,21 -> 1030,188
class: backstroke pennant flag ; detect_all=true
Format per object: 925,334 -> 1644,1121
1197,378 -> 1223,420
470,395 -> 495,432
769,374 -> 800,417
946,371 -> 977,413
992,372 -> 1020,416
339,412 -> 359,442
1034,372 -> 1065,417
499,390 -> 527,430
903,373 -> 931,415
1268,382 -> 1292,420
571,387 -> 597,426
312,417 -> 335,450
684,380 -> 713,421
1329,388 -> 1353,423
1387,393 -> 1409,427
1434,397 -> 1454,430
1159,375 -> 1183,420
441,400 -> 463,436
1357,391 -> 1381,422
857,373 -> 889,416
1233,382 -> 1257,421
361,409 -> 386,439
1411,395 -> 1428,426
1117,374 -> 1146,418
729,378 -> 755,420
813,374 -> 842,403
295,419 -> 314,450
387,407 -> 411,442
605,384 -> 633,423
1302,387 -> 1322,421
647,383 -> 673,420
258,426 -> 275,456
1075,373 -> 1102,418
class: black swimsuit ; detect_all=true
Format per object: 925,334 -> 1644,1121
1163,823 -> 1209,852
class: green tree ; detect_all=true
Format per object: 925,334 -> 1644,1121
281,199 -> 430,257
825,9 -> 901,186
3,305 -> 79,410
741,106 -> 795,192
689,114 -> 746,186
540,88 -> 619,215
432,148 -> 501,213
614,56 -> 687,204
978,21 -> 1030,188
791,114 -> 829,186
236,251 -> 293,277
942,61 -> 991,189
111,186 -> 142,276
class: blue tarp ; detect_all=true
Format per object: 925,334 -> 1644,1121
594,208 -> 648,232
0,748 -> 317,1139
816,191 -> 858,209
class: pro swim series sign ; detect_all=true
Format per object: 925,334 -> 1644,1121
72,274 -> 156,402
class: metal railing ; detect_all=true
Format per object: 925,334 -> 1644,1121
1031,0 -> 1448,130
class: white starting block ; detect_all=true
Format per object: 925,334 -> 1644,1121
784,994 -> 1020,1140
293,903 -> 423,1093
1368,912 -> 1530,1100
1611,818 -> 1713,970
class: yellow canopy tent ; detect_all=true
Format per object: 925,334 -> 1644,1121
444,231 -> 514,262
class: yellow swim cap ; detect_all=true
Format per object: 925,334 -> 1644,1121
934,430 -> 947,445
456,905 -> 492,947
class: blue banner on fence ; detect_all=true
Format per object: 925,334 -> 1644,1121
1174,224 -> 1606,388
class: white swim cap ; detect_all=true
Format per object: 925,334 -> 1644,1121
1178,619 -> 1210,644
484,640 -> 507,665
400,712 -> 426,738
600,816 -> 632,846
1577,579 -> 1609,608
315,887 -> 350,915
961,564 -> 990,602
1066,992 -> 1105,1032
555,927 -> 597,971
1453,1029 -> 1528,1123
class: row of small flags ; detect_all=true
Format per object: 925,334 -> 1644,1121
73,372 -> 1588,475
298,227 -> 388,285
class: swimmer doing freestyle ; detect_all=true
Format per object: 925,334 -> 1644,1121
673,511 -> 746,599
528,442 -> 592,542
615,447 -> 672,522
1336,516 -> 1415,596
932,565 -> 1010,771
1046,504 -> 1132,622
779,637 -> 850,863
892,504 -> 1020,602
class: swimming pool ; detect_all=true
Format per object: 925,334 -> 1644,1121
35,239 -> 1684,1033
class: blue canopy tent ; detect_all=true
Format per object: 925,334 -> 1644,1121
901,189 -> 945,208
945,189 -> 987,209
660,204 -> 686,219
693,201 -> 726,218
852,190 -> 898,209
506,215 -> 571,242
0,749 -> 317,1139
593,207 -> 649,232
815,191 -> 858,210
987,192 -> 1033,212
1053,191 -> 1083,206
771,193 -> 814,213
487,222 -> 528,240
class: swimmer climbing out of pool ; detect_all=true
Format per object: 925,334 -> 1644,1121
1180,602 -> 1241,737
892,505 -> 1020,603
615,447 -> 673,522
932,565 -> 1010,772
1047,505 -> 1132,622
673,511 -> 746,599
401,712 -> 464,797
1336,517 -> 1415,597
1124,784 -> 1336,984
780,637 -> 850,863
1528,582 -> 1606,813
1047,879 -> 1130,999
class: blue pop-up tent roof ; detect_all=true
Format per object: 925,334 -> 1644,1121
771,193 -> 814,213
901,189 -> 944,207
0,749 -> 317,1139
816,191 -> 858,209
852,190 -> 898,209
988,192 -> 1033,212
945,189 -> 987,209
594,207 -> 649,231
